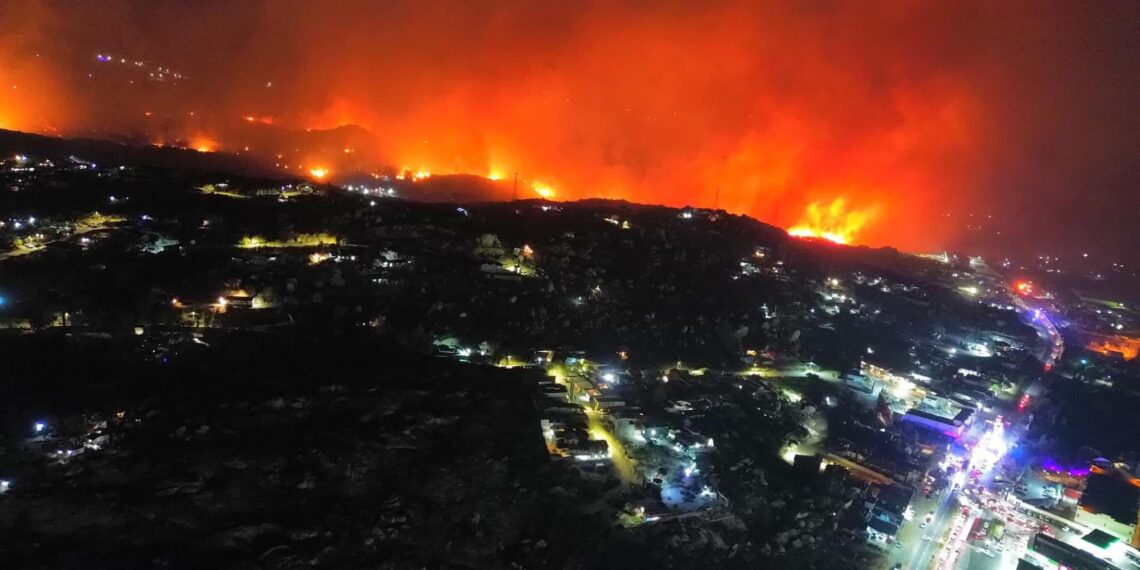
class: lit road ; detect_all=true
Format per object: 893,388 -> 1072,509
0,221 -> 119,260
585,409 -> 639,485
922,413 -> 1014,569
875,490 -> 958,569
1011,293 -> 1064,371
906,489 -> 960,570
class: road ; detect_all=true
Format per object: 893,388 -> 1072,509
921,408 -> 1013,568
917,280 -> 1068,569
1013,295 -> 1064,370
907,489 -> 960,570
585,409 -> 639,485
0,220 -> 120,260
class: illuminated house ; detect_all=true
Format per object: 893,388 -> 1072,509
864,484 -> 913,545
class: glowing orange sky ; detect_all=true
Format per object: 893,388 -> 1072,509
2,1 -> 1139,256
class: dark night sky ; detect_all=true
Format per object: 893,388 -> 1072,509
1,0 -> 1138,261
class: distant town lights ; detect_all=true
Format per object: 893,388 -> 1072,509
33,422 -> 46,433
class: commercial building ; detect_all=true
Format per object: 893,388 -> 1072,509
1025,532 -> 1116,570
1077,469 -> 1140,547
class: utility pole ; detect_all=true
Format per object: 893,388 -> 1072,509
512,172 -> 518,201
714,186 -> 720,210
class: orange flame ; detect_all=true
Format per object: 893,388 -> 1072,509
189,135 -> 217,153
787,197 -> 879,245
309,167 -> 329,180
532,183 -> 556,199
1087,335 -> 1140,360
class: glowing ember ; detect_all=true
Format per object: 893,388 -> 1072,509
242,115 -> 275,125
309,167 -> 329,180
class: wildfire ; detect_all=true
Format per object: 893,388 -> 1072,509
190,136 -> 217,153
1087,335 -> 1140,360
787,197 -> 878,245
0,2 -> 1017,254
532,183 -> 555,199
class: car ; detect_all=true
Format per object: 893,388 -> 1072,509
922,535 -> 933,541
981,549 -> 996,558
1124,552 -> 1140,568
895,541 -> 904,549
995,543 -> 1004,552
920,522 -> 929,529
